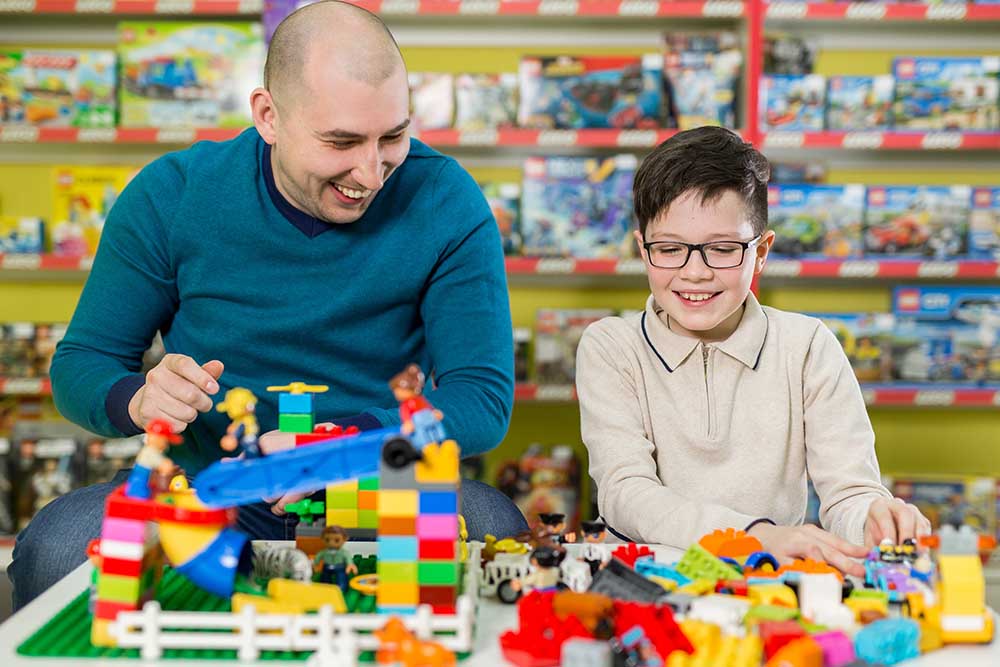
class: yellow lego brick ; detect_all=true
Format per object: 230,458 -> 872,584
845,595 -> 889,620
378,489 -> 418,517
266,579 -> 347,613
232,593 -> 306,615
939,554 -> 986,617
91,619 -> 115,647
669,620 -> 760,667
748,583 -> 797,608
326,508 -> 359,528
377,582 -> 419,606
415,440 -> 460,484
677,578 -> 717,596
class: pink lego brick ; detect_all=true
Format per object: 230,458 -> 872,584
100,517 -> 148,543
416,514 -> 457,540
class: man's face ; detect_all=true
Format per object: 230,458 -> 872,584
270,64 -> 410,225
636,189 -> 773,341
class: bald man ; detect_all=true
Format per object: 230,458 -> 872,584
10,1 -> 527,611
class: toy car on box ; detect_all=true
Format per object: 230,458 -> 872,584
813,312 -> 895,382
826,75 -> 894,130
893,57 -> 1000,131
768,184 -> 865,258
0,50 -> 115,128
662,31 -> 742,130
759,74 -> 825,132
970,187 -> 1000,260
518,54 -> 663,129
864,186 -> 971,258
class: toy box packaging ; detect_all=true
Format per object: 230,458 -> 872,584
514,327 -> 531,383
51,165 -> 136,257
408,72 -> 454,132
455,73 -> 517,131
14,430 -> 83,529
887,475 -> 996,538
118,22 -> 263,128
970,186 -> 1000,260
0,323 -> 38,377
0,50 -> 115,128
495,443 -> 582,534
521,155 -> 636,258
768,184 -> 865,258
31,323 -> 67,378
518,54 -> 664,129
0,217 -> 44,254
864,186 -> 971,258
826,75 -> 895,130
763,32 -> 815,75
480,181 -> 521,255
893,56 -> 1000,131
759,74 -> 826,132
534,308 -> 613,385
813,312 -> 895,383
662,31 -> 742,130
0,437 -> 13,535
85,435 -> 143,485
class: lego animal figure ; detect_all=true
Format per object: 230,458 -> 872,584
389,364 -> 446,449
374,617 -> 456,667
312,525 -> 357,591
124,418 -> 182,499
217,387 -> 261,457
253,545 -> 313,583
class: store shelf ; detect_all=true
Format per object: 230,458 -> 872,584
515,382 -> 1000,407
0,126 -> 244,145
417,127 -> 683,148
766,1 -> 1000,22
0,377 -> 52,396
762,131 -> 1000,151
0,0 -> 262,13
349,0 -> 745,18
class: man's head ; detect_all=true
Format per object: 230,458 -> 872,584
632,127 -> 774,341
252,1 -> 410,225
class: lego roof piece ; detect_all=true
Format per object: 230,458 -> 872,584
588,558 -> 669,604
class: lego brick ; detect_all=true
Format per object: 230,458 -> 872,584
358,490 -> 377,510
358,510 -> 378,529
266,579 -> 347,613
279,413 -> 313,433
325,509 -> 358,528
358,476 -> 379,491
419,490 -> 458,515
100,516 -> 148,543
418,561 -> 458,585
378,516 -> 417,535
278,393 -> 313,414
378,489 -> 418,516
416,514 -> 457,541
418,539 -> 457,560
378,458 -> 419,490
232,593 -> 305,615
378,562 -> 418,583
326,490 -> 360,508
419,584 -> 457,606
430,603 -> 457,615
415,440 -> 460,484
377,582 -> 419,605
93,598 -> 139,620
377,604 -> 417,616
105,491 -> 159,522
378,536 -> 418,562
96,572 -> 142,602
295,433 -> 337,445
90,619 -> 114,647
97,539 -> 144,561
100,556 -> 143,578
676,543 -> 742,582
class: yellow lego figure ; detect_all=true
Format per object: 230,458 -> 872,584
217,387 -> 261,457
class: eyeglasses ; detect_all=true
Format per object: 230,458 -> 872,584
642,235 -> 763,269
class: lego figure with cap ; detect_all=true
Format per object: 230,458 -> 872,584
538,512 -> 576,544
313,525 -> 357,591
511,544 -> 566,595
580,519 -> 609,575
389,364 -> 446,449
124,418 -> 181,500
217,387 -> 261,458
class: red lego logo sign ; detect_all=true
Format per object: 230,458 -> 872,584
896,289 -> 921,312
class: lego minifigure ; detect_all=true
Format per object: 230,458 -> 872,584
389,364 -> 446,448
579,520 -> 608,576
538,512 -> 576,544
511,544 -> 566,595
312,525 -> 357,591
124,418 -> 182,500
217,387 -> 261,458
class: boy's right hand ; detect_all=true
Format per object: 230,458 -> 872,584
748,523 -> 868,578
128,354 -> 224,433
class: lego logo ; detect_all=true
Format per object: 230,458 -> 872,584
766,2 -> 808,19
458,0 -> 501,14
974,189 -> 992,207
868,189 -> 886,206
538,0 -> 579,16
618,0 -> 659,16
896,59 -> 915,79
927,5 -> 966,20
845,3 -> 886,20
768,188 -> 779,205
921,133 -> 963,150
896,290 -> 921,311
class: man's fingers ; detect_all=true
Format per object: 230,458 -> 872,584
892,499 -> 918,543
259,430 -> 296,455
158,373 -> 215,413
202,360 -> 225,385
154,393 -> 200,425
868,500 -> 897,546
164,354 -> 221,395
819,544 -> 865,578
817,528 -> 869,559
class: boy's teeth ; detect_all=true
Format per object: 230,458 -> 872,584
334,183 -> 369,199
680,292 -> 713,302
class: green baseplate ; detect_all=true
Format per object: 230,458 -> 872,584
18,555 -> 469,662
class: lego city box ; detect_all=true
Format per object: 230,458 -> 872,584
825,75 -> 895,131
886,474 -> 996,539
767,184 -> 865,258
0,49 -> 116,128
863,186 -> 971,258
892,56 -> 1000,131
0,216 -> 44,254
812,312 -> 895,383
480,181 -> 521,256
662,31 -> 742,130
455,72 -> 518,131
518,54 -> 664,129
51,165 -> 137,258
521,155 -> 637,258
117,21 -> 263,128
970,187 -> 1000,260
759,74 -> 825,132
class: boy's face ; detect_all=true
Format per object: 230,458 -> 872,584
636,189 -> 773,341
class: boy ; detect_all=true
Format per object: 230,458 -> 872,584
576,127 -> 929,576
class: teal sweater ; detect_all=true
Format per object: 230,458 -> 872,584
51,129 -> 513,474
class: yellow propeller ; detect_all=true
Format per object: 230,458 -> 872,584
266,382 -> 329,395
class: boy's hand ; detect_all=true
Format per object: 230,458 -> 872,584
129,355 -> 223,433
748,523 -> 868,578
864,497 -> 932,549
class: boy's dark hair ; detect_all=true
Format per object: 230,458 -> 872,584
633,126 -> 770,238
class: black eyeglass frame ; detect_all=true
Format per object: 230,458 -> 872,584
641,234 -> 764,270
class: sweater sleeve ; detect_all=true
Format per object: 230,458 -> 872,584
577,323 -> 759,547
802,321 -> 893,545
49,157 -> 184,437
366,159 -> 513,457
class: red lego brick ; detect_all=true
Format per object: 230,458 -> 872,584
94,599 -> 139,619
418,539 -> 456,560
419,585 -> 457,606
716,579 -> 749,596
499,591 -> 591,667
611,543 -> 654,568
430,603 -> 457,615
760,619 -> 807,659
613,600 -> 693,660
101,556 -> 143,577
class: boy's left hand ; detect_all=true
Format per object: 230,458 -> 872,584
864,497 -> 932,548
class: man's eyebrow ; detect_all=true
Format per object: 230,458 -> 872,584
317,120 -> 411,140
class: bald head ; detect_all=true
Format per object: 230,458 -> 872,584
264,0 -> 405,105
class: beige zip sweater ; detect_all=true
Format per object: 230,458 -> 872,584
576,292 -> 892,548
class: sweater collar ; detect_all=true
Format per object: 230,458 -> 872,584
261,140 -> 333,239
641,291 -> 768,372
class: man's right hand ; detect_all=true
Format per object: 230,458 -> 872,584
128,354 -> 224,433
748,522 -> 868,578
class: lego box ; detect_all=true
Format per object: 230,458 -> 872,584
768,184 -> 865,258
495,443 -> 582,534
863,186 -> 971,258
970,186 -> 1000,260
408,72 -> 454,132
0,437 -> 12,535
480,181 -> 521,256
51,165 -> 136,258
455,73 -> 517,131
534,308 -> 613,385
662,31 -> 742,130
521,155 -> 636,258
813,312 -> 895,383
0,217 -> 44,254
759,74 -> 825,132
893,56 -> 1000,131
886,475 -> 996,538
118,22 -> 263,128
0,50 -> 116,128
825,75 -> 894,131
518,54 -> 663,129
14,434 -> 82,530
85,435 -> 143,485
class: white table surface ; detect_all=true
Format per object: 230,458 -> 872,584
1,545 -> 998,666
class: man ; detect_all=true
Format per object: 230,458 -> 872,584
9,1 -> 527,611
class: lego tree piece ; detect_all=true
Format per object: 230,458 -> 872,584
699,528 -> 763,559
676,543 -> 742,582
854,618 -> 920,665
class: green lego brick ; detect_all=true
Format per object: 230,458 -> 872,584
676,543 -> 742,582
358,509 -> 378,529
745,604 -> 799,624
96,572 -> 142,602
326,490 -> 360,507
850,589 -> 890,602
418,562 -> 458,585
278,413 -> 313,433
377,561 -> 417,583
358,476 -> 380,491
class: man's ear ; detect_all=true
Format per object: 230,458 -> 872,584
250,87 -> 279,145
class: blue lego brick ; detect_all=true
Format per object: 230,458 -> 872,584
376,605 -> 416,616
378,536 -> 419,562
278,393 -> 314,415
855,618 -> 920,665
418,490 -> 458,515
